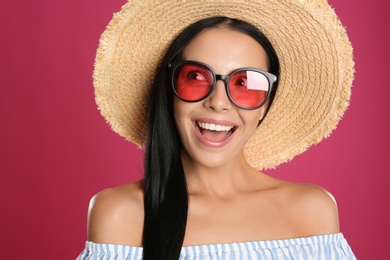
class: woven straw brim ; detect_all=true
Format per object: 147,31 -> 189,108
94,0 -> 354,170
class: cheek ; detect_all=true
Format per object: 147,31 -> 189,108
173,100 -> 183,131
173,96 -> 200,116
173,98 -> 195,133
173,97 -> 187,123
239,107 -> 267,129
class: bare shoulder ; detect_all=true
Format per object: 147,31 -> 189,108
279,181 -> 340,236
87,180 -> 144,246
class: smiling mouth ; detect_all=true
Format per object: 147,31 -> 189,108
196,121 -> 236,142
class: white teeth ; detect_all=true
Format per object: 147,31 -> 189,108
197,122 -> 234,131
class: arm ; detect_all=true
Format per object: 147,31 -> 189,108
87,181 -> 144,246
287,183 -> 340,236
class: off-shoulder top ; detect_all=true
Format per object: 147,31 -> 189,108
76,232 -> 356,259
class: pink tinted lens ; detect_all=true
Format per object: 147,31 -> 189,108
228,70 -> 269,108
174,63 -> 214,101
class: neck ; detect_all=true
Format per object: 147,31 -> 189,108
181,150 -> 261,198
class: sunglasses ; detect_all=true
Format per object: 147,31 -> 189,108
168,60 -> 277,110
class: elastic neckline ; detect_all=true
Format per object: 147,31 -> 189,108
84,233 -> 345,254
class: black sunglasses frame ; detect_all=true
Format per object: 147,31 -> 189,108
168,60 -> 277,110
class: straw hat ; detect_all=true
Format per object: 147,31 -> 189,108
94,0 -> 354,170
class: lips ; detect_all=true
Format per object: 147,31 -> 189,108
194,119 -> 237,147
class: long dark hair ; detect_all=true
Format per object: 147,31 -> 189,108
142,16 -> 280,259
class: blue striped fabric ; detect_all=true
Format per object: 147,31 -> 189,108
76,233 -> 356,259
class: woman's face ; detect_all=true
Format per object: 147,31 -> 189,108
173,27 -> 269,169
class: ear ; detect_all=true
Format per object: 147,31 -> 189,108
257,102 -> 269,127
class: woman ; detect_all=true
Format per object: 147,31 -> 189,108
78,0 -> 355,259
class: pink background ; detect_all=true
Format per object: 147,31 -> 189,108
0,0 -> 388,259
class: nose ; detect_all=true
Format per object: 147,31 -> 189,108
203,80 -> 232,112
